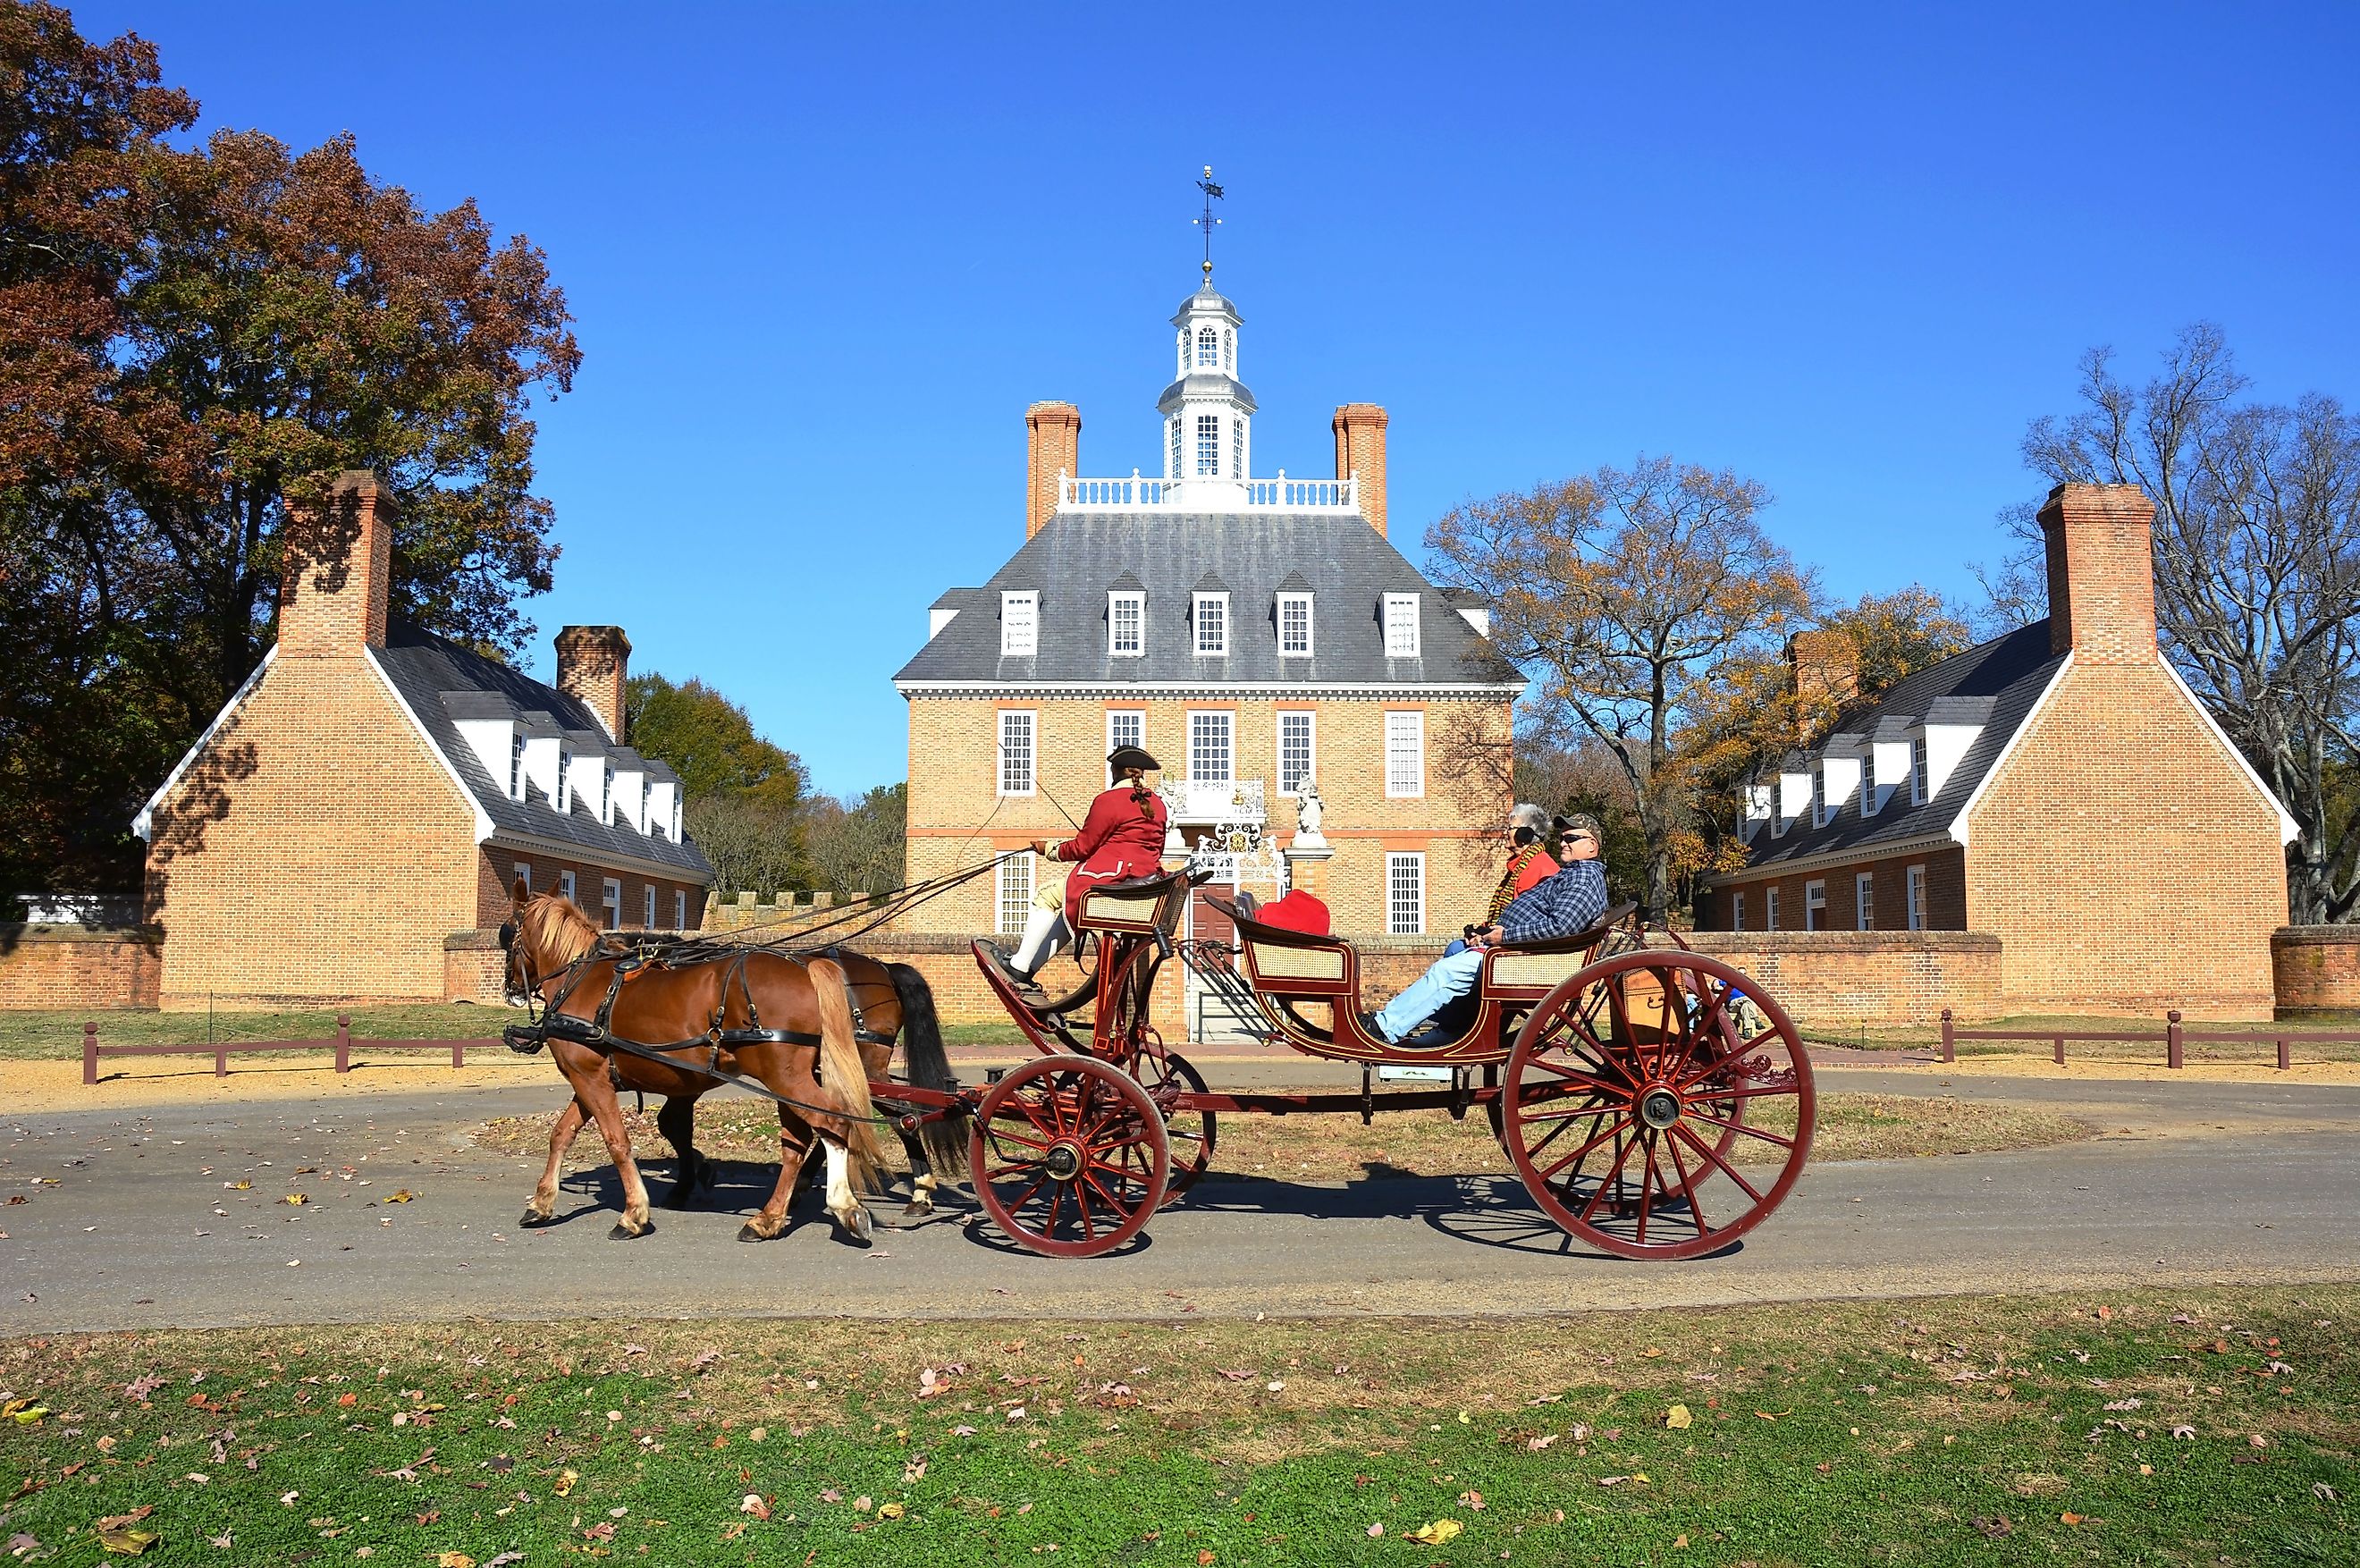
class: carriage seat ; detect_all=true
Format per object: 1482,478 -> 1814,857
1071,865 -> 1203,940
1480,901 -> 1639,1000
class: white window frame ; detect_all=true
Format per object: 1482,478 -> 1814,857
673,889 -> 687,930
1909,735 -> 1929,805
1732,889 -> 1745,932
1232,416 -> 1244,479
1188,709 -> 1235,784
1108,591 -> 1143,656
1386,852 -> 1426,936
1277,592 -> 1313,656
1193,592 -> 1228,656
509,732 -> 527,801
1196,413 -> 1219,476
995,851 -> 1034,937
1276,711 -> 1315,796
1766,885 -> 1781,932
601,758 -> 615,825
513,861 -> 532,893
1856,871 -> 1875,932
998,709 -> 1036,797
643,885 -> 656,929
559,869 -> 577,905
1804,879 -> 1826,932
1906,864 -> 1927,931
1222,326 -> 1233,369
1106,709 -> 1145,780
1167,416 -> 1181,478
1811,768 -> 1828,829
601,877 -> 622,929
1196,325 -> 1218,367
1383,594 -> 1420,658
999,591 -> 1038,658
1385,709 -> 1425,797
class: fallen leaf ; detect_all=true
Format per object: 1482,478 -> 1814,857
554,1469 -> 578,1496
2,1400 -> 47,1425
1198,1553 -> 1217,1566
1365,1522 -> 1384,1538
1672,1535 -> 1689,1549
386,1190 -> 416,1203
1972,1515 -> 2013,1538
123,1375 -> 166,1402
1406,1520 -> 1462,1545
93,1509 -> 154,1533
2170,1425 -> 2196,1439
280,1193 -> 307,1206
435,1555 -> 475,1568
2315,1482 -> 2340,1502
229,1181 -> 251,1191
876,1503 -> 906,1520
484,1555 -> 526,1568
2060,1512 -> 2086,1526
6,1531 -> 38,1556
739,1495 -> 771,1521
97,1527 -> 157,1555
1457,1488 -> 1484,1511
1665,1404 -> 1693,1429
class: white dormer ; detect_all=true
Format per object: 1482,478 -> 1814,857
520,732 -> 560,808
1867,736 -> 1911,817
1918,702 -> 1990,804
1740,780 -> 1774,844
999,590 -> 1038,657
645,777 -> 677,842
929,605 -> 959,640
611,757 -> 646,833
1818,754 -> 1862,826
1774,765 -> 1811,837
451,715 -> 515,798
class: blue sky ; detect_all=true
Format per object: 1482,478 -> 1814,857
84,4 -> 2360,797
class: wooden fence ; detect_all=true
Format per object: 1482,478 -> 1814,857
81,1016 -> 501,1084
1938,1007 -> 2360,1069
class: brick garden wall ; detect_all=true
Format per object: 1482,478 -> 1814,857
1683,931 -> 2002,1028
0,926 -> 163,1010
2271,926 -> 2360,1017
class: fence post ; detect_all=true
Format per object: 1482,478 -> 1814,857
335,1014 -> 351,1074
451,1037 -> 464,1070
2279,1036 -> 2291,1072
2053,1033 -> 2066,1066
215,1036 -> 228,1077
82,1020 -> 98,1086
1940,1008 -> 1954,1064
2167,1009 -> 2183,1071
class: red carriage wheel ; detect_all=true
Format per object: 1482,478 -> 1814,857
970,1055 -> 1169,1257
1503,949 -> 1814,1260
1132,1049 -> 1217,1202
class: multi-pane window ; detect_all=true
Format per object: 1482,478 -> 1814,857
1168,417 -> 1182,478
1194,593 -> 1227,655
1108,591 -> 1143,655
1386,853 -> 1426,935
1766,885 -> 1780,931
1196,326 -> 1218,367
1804,880 -> 1826,932
1732,890 -> 1746,932
1384,594 -> 1420,657
996,852 -> 1033,936
1385,710 -> 1425,797
514,862 -> 532,894
559,869 -> 576,905
1906,864 -> 1927,931
1811,768 -> 1828,828
1107,710 -> 1144,779
601,878 -> 622,929
1278,593 -> 1312,654
510,732 -> 527,801
1000,591 -> 1038,657
1277,712 -> 1314,795
673,889 -> 687,930
1856,872 -> 1875,931
1909,736 -> 1929,805
1232,417 -> 1244,478
1196,414 -> 1219,476
998,710 -> 1035,796
1222,327 -> 1233,369
643,886 -> 656,929
1189,712 -> 1234,783
601,759 -> 616,823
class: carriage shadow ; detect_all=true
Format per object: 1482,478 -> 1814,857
1173,1172 -> 1747,1261
553,1157 -> 973,1239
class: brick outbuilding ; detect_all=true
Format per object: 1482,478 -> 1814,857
133,471 -> 712,1010
1696,482 -> 2297,1018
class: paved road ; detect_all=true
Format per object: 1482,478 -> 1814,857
4,1067 -> 2356,1333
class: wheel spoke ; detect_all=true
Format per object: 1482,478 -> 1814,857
1672,1123 -> 1766,1203
1674,1032 -> 1793,1092
1661,1128 -> 1710,1237
1681,1107 -> 1797,1150
1538,1110 -> 1631,1184
1576,1131 -> 1642,1222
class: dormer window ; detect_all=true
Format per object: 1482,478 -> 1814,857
1811,767 -> 1828,829
1384,594 -> 1420,658
1278,593 -> 1313,655
509,732 -> 527,802
601,759 -> 616,824
1108,591 -> 1143,656
1910,736 -> 1929,805
1196,326 -> 1218,367
1000,591 -> 1038,657
1194,593 -> 1228,656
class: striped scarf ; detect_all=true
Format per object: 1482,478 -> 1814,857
1485,844 -> 1547,924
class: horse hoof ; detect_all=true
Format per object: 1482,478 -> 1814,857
840,1207 -> 874,1245
895,1201 -> 934,1226
609,1220 -> 653,1241
518,1210 -> 554,1229
737,1222 -> 765,1243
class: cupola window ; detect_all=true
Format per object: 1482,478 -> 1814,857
1196,414 -> 1219,476
1167,417 -> 1182,478
1222,327 -> 1234,369
1196,326 -> 1218,367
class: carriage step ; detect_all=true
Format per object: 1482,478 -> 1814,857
1376,1065 -> 1454,1083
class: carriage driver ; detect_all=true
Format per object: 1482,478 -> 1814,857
988,745 -> 1172,999
1363,813 -> 1607,1045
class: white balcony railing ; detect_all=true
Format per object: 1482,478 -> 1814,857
1159,778 -> 1267,823
1058,469 -> 1361,514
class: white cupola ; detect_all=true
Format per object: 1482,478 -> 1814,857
1159,282 -> 1255,506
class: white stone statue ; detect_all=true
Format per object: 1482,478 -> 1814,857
1293,780 -> 1327,847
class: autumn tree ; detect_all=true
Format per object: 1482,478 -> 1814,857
0,4 -> 578,894
624,672 -> 808,897
2002,325 -> 2360,923
803,783 -> 908,903
1428,457 -> 1816,920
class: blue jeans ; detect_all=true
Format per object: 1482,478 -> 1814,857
1373,948 -> 1488,1042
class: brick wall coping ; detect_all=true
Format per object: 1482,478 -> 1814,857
1686,930 -> 2002,953
0,923 -> 164,945
2272,926 -> 2360,944
444,929 -> 504,951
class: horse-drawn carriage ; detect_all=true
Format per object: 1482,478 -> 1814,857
500,860 -> 1815,1261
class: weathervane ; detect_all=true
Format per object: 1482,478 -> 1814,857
1194,165 -> 1225,282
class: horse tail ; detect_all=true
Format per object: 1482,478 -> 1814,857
888,961 -> 969,1181
808,956 -> 886,1192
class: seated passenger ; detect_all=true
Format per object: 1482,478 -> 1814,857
1445,803 -> 1557,957
1363,814 -> 1606,1045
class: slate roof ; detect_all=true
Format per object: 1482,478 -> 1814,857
374,623 -> 713,880
1739,620 -> 2064,870
893,510 -> 1523,689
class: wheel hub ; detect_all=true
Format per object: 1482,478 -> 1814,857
1638,1085 -> 1683,1132
1043,1142 -> 1084,1183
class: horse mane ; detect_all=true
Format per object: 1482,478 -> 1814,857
520,891 -> 604,971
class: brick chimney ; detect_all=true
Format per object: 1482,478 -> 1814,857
2038,481 -> 2157,664
556,625 -> 631,741
278,469 -> 395,657
1024,400 -> 1081,539
1332,403 -> 1389,537
1787,630 -> 1860,740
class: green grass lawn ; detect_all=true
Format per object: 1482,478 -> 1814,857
2,1287 -> 2352,1565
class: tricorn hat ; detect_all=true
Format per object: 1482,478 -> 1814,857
1107,745 -> 1160,775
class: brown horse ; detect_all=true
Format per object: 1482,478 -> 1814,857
501,881 -> 965,1243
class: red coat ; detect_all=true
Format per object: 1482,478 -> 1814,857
1051,785 -> 1170,926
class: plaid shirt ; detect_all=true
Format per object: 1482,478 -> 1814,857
1496,859 -> 1607,945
